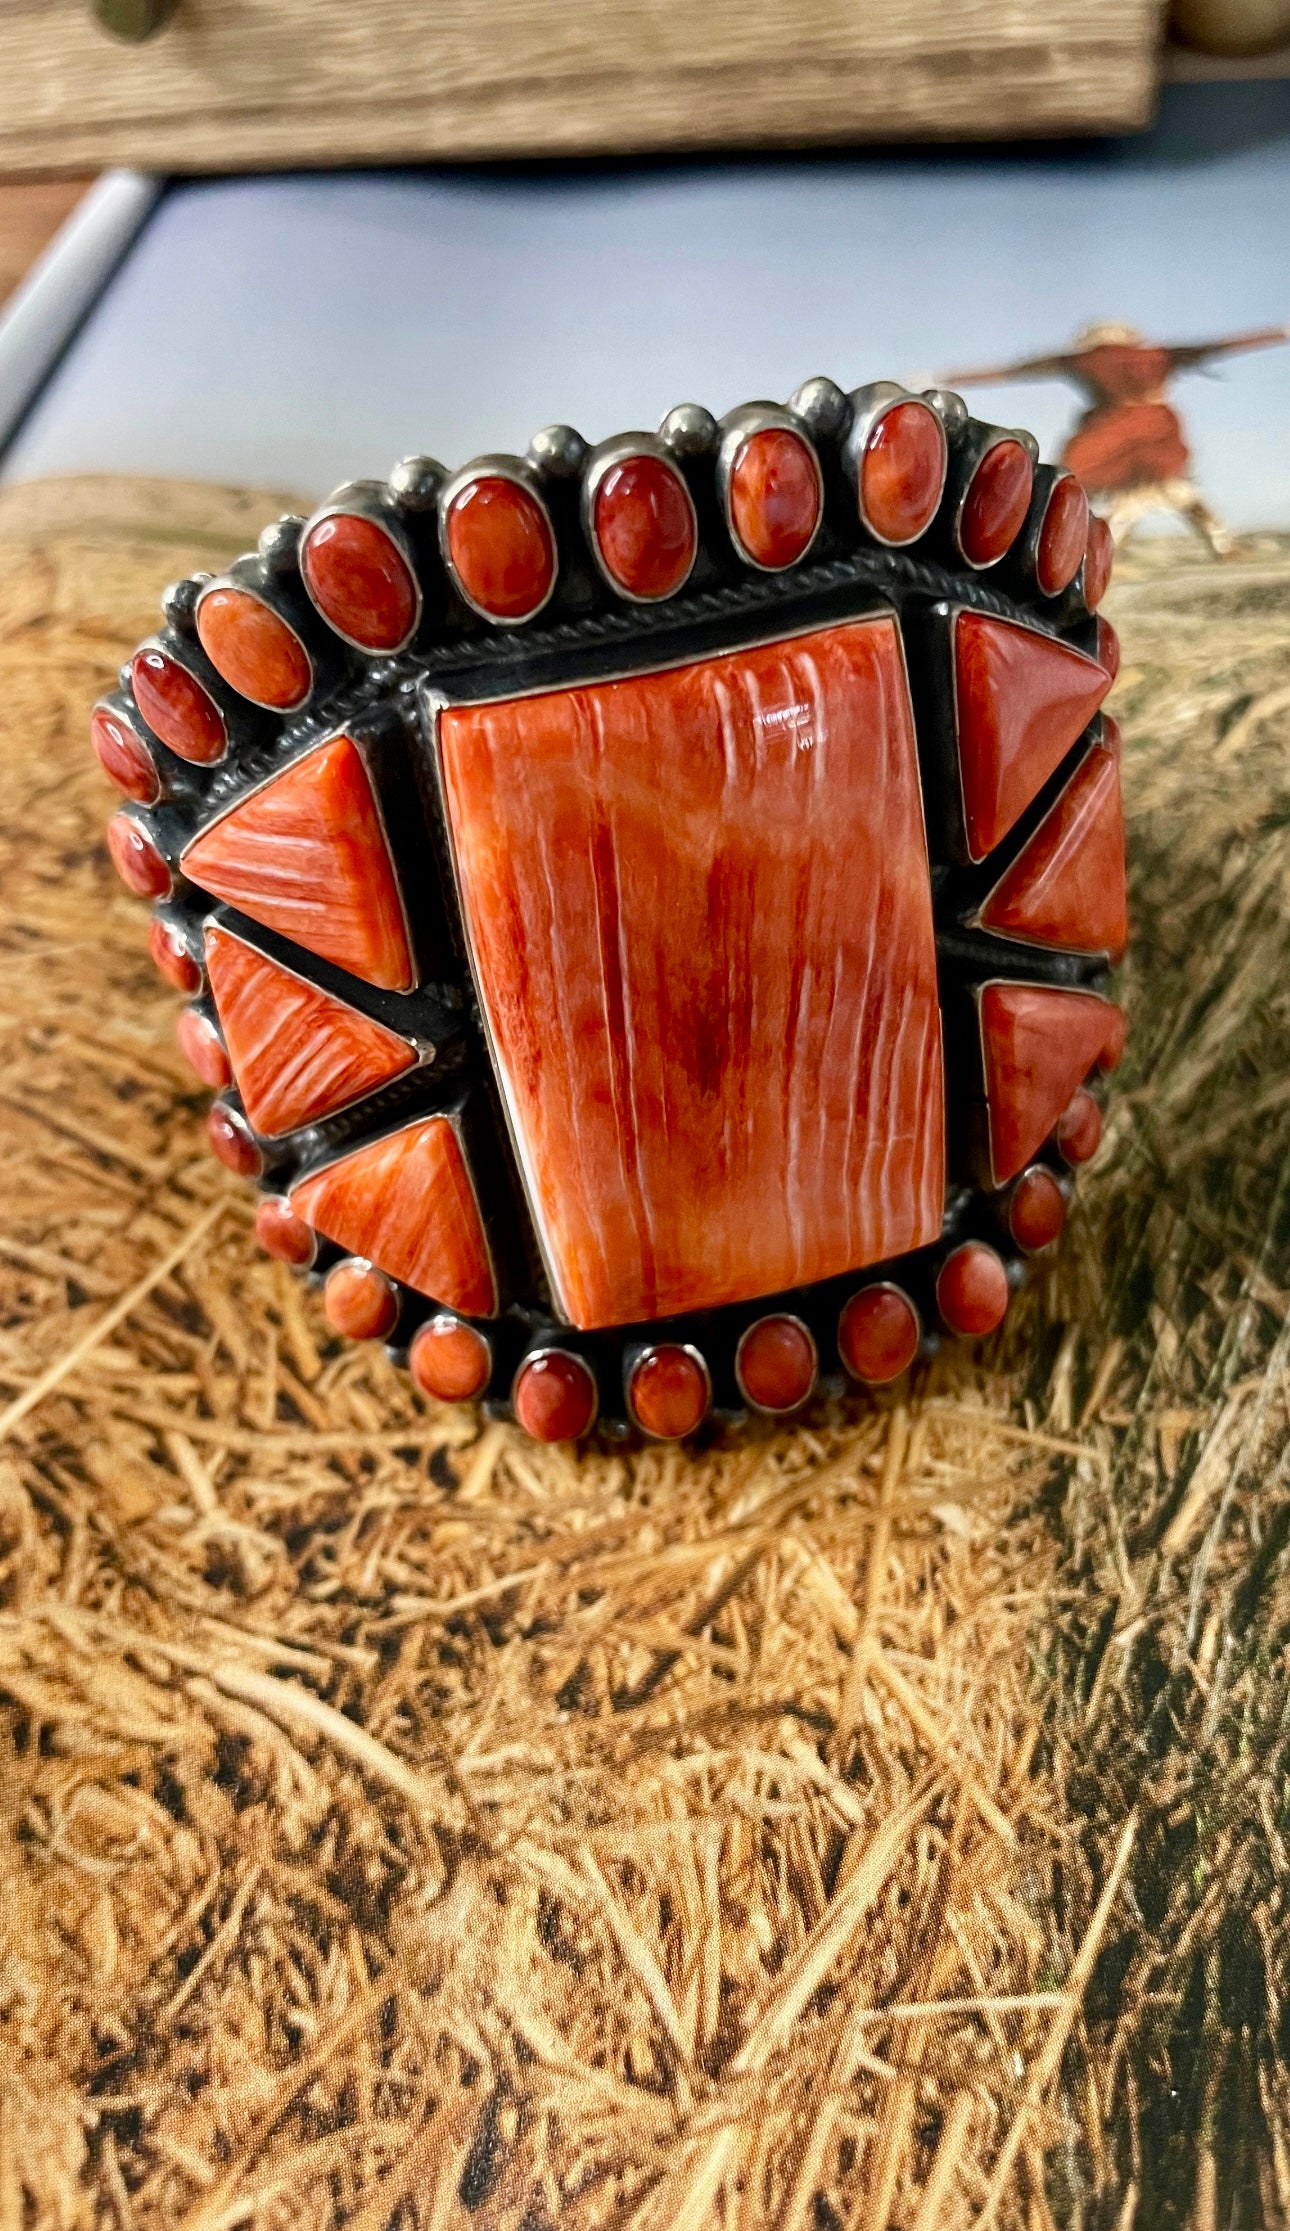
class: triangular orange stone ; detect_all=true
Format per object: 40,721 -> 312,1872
955,612 -> 1111,861
182,734 -> 415,991
205,924 -> 417,1138
979,740 -> 1127,958
980,981 -> 1116,1185
290,1114 -> 497,1317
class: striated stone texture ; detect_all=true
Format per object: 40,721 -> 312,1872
959,440 -> 1033,567
980,981 -> 1118,1185
1036,475 -> 1090,596
290,1114 -> 497,1317
182,735 -> 415,992
979,736 -> 1127,959
301,513 -> 418,650
859,401 -> 945,545
196,587 -> 312,710
954,610 -> 1112,860
439,615 -> 944,1330
205,924 -> 416,1137
593,455 -> 696,599
728,428 -> 820,568
131,649 -> 226,763
444,476 -> 555,621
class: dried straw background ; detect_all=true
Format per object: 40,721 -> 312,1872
0,476 -> 1286,2231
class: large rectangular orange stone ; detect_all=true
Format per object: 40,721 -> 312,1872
435,614 -> 944,1329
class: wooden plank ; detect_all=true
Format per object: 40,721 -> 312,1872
0,0 -> 1163,172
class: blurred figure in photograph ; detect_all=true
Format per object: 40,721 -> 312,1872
947,322 -> 1287,556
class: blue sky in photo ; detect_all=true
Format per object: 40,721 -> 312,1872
5,83 -> 1288,524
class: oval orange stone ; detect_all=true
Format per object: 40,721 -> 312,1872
444,475 -> 555,622
92,706 -> 158,803
1056,1087 -> 1102,1164
1083,513 -> 1114,609
324,1259 -> 399,1341
593,454 -> 695,599
627,1345 -> 710,1439
728,427 -> 820,569
410,1315 -> 492,1403
196,586 -> 313,710
176,1008 -> 231,1090
513,1350 -> 597,1442
255,1195 -> 317,1267
1008,1166 -> 1067,1253
206,1100 -> 263,1178
131,647 -> 226,763
860,400 -> 946,544
302,511 -> 419,651
936,1243 -> 1009,1336
736,1314 -> 817,1413
149,916 -> 202,994
1037,475 -> 1090,596
960,439 -> 1034,567
107,813 -> 171,898
839,1284 -> 920,1383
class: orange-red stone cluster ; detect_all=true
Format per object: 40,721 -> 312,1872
95,372 -> 1124,1440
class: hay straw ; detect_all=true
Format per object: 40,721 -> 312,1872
0,481 -> 1285,2227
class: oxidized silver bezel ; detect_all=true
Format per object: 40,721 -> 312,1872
715,403 -> 824,574
581,431 -> 698,604
300,481 -> 423,655
734,1313 -> 819,1414
625,1340 -> 714,1435
194,561 -> 315,714
844,382 -> 949,550
93,692 -> 164,802
437,454 -> 558,629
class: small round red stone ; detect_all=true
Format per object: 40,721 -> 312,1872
302,511 -> 419,651
324,1259 -> 399,1341
627,1345 -> 710,1439
1056,1087 -> 1103,1164
736,1314 -> 818,1413
1008,1167 -> 1068,1254
728,427 -> 820,569
206,1100 -> 263,1179
1083,513 -> 1114,609
593,454 -> 696,600
1096,617 -> 1121,682
255,1195 -> 317,1267
176,1008 -> 231,1090
196,587 -> 312,710
1036,475 -> 1090,596
148,916 -> 202,995
444,475 -> 555,622
959,439 -> 1034,567
936,1244 -> 1010,1337
106,813 -> 172,899
838,1284 -> 921,1384
91,706 -> 159,803
410,1315 -> 492,1403
512,1349 -> 598,1442
130,648 -> 226,764
860,400 -> 946,544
